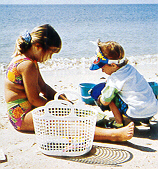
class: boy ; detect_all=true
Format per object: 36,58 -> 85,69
90,40 -> 158,128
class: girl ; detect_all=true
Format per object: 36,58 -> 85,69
5,24 -> 67,131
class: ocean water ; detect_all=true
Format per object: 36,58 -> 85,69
0,4 -> 157,72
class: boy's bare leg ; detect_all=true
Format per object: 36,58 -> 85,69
109,101 -> 123,124
94,122 -> 134,141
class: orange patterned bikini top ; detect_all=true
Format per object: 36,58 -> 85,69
6,57 -> 37,85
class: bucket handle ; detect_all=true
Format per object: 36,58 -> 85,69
81,95 -> 92,99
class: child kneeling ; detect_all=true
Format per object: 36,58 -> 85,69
90,40 -> 158,128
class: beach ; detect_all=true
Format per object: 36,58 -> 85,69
0,62 -> 158,169
0,3 -> 158,168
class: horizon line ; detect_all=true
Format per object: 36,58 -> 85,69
0,3 -> 157,5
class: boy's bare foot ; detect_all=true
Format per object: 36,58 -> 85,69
94,122 -> 134,142
110,122 -> 134,141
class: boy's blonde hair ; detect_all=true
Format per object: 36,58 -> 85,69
98,41 -> 128,67
12,24 -> 61,62
98,41 -> 125,60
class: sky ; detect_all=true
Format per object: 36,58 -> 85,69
0,0 -> 158,4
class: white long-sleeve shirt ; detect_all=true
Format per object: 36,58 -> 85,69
101,64 -> 158,118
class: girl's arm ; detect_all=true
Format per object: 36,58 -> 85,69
37,67 -> 57,100
37,64 -> 70,102
18,60 -> 48,107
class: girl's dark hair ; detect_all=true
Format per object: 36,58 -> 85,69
13,24 -> 61,60
31,24 -> 61,50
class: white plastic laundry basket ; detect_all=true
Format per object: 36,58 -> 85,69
32,91 -> 97,156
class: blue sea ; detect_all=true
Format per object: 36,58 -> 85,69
0,4 -> 157,72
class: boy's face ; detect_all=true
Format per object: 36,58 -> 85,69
101,63 -> 119,75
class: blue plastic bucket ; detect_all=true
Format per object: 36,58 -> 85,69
79,83 -> 96,105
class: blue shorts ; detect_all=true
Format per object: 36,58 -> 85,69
113,95 -> 128,115
113,95 -> 153,123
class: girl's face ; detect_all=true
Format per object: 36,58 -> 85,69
101,64 -> 118,75
40,46 -> 61,62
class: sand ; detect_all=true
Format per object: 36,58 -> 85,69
0,63 -> 158,169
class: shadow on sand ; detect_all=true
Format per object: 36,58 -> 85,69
53,145 -> 133,166
134,121 -> 158,140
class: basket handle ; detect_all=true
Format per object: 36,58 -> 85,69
45,99 -> 75,117
54,90 -> 82,103
46,99 -> 73,108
